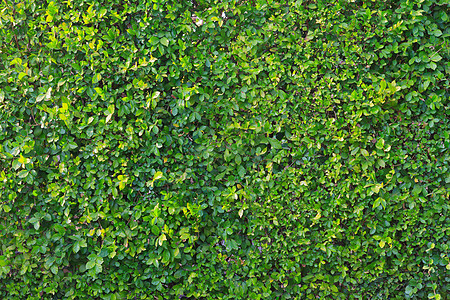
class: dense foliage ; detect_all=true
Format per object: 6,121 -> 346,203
1,0 -> 450,298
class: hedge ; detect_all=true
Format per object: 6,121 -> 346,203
1,0 -> 450,299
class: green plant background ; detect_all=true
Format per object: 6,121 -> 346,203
1,0 -> 450,299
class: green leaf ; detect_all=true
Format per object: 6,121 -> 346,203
36,94 -> 45,103
428,62 -> 437,70
12,159 -> 21,170
68,141 -> 78,150
10,57 -> 22,66
149,36 -> 159,45
412,184 -> 422,196
268,138 -> 282,149
351,147 -> 360,156
405,286 -> 413,294
86,260 -> 95,270
432,29 -> 442,37
54,224 -> 65,234
17,170 -> 29,178
45,87 -> 52,101
180,228 -> 190,240
73,241 -> 80,253
50,265 -> 58,275
2,205 -> 11,213
375,138 -> 384,150
153,171 -> 163,183
44,257 -> 55,269
157,234 -> 167,246
237,165 -> 246,178
109,251 -> 116,259
371,184 -> 382,194
160,37 -> 169,47
162,250 -> 170,263
79,239 -> 87,248
18,72 -> 27,80
92,73 -> 102,84
94,264 -> 102,274
94,87 -> 104,97
151,225 -> 160,235
379,80 -> 386,93
235,154 -> 242,164
373,197 -> 382,209
430,53 -> 442,62
107,104 -> 115,115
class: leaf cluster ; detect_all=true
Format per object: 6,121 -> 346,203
1,0 -> 450,299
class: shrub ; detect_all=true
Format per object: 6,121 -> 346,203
1,0 -> 449,299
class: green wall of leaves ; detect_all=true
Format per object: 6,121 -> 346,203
1,0 -> 450,299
